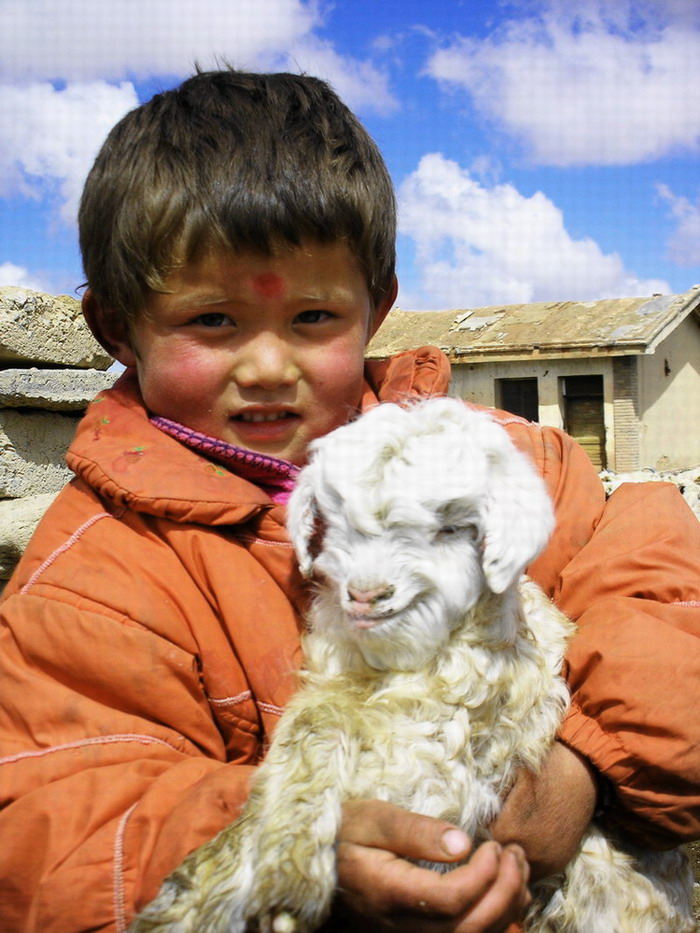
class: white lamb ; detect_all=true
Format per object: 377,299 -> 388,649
131,397 -> 694,933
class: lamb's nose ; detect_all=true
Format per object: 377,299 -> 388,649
347,583 -> 395,605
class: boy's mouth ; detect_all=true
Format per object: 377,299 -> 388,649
229,410 -> 302,447
234,410 -> 297,424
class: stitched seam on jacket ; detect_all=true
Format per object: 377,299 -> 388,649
490,414 -> 541,429
0,733 -> 182,767
209,693 -> 283,718
209,690 -> 253,708
20,512 -> 113,595
114,802 -> 138,933
235,534 -> 295,550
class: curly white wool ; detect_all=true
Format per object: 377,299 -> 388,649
131,398 -> 694,933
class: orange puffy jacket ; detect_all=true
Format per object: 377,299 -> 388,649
1,348 -> 699,932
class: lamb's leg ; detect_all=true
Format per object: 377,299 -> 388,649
526,825 -> 695,933
130,698 -> 356,933
128,808 -> 261,933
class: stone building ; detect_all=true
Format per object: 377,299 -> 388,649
368,286 -> 700,472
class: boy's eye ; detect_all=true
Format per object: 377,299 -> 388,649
192,312 -> 233,327
296,309 -> 332,325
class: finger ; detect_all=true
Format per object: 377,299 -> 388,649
340,799 -> 472,864
336,838 -> 503,919
454,846 -> 531,933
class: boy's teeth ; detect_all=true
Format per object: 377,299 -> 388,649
240,412 -> 288,423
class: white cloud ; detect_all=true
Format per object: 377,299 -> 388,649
397,153 -> 668,309
0,262 -> 49,291
657,184 -> 700,267
0,0 -> 397,226
0,81 -> 139,224
263,35 -> 397,115
0,0 -> 319,82
424,3 -> 700,166
0,0 -> 396,114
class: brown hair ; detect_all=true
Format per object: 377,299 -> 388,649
79,69 -> 396,324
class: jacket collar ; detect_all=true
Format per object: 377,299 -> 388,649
66,347 -> 451,526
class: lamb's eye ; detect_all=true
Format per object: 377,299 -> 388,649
439,525 -> 459,537
435,523 -> 479,542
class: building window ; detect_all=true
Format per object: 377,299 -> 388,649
496,378 -> 539,422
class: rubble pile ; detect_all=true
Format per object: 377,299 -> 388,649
600,466 -> 700,521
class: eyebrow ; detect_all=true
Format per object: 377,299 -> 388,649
162,291 -> 236,312
170,289 -> 358,310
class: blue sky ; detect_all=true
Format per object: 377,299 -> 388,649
1,0 -> 699,310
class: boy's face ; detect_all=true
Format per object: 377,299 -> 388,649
108,242 -> 393,466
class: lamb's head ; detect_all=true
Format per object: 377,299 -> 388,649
287,398 -> 554,671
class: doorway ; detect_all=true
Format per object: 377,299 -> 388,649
562,375 -> 606,469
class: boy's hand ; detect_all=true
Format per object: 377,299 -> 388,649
490,740 -> 598,880
334,799 -> 531,931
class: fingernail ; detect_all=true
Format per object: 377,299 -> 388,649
505,844 -> 528,875
441,828 -> 469,855
505,844 -> 525,863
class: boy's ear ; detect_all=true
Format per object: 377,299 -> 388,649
82,290 -> 138,368
368,275 -> 398,338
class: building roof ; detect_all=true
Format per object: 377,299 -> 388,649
367,285 -> 700,363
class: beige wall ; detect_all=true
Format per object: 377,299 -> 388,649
638,316 -> 700,470
450,357 -> 616,464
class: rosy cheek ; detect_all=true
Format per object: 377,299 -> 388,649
141,349 -> 217,413
251,273 -> 286,299
311,343 -> 365,401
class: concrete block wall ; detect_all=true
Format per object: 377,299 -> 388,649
0,287 -> 117,586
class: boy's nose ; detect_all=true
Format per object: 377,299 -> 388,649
233,333 -> 300,390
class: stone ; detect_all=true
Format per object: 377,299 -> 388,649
0,367 -> 119,411
0,287 -> 113,369
0,492 -> 59,579
0,409 -> 79,499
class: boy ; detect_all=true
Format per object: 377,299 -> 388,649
0,69 -> 698,933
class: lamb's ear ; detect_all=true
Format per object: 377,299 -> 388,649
287,463 -> 322,577
480,435 -> 555,594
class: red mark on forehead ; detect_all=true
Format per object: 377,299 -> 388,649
252,273 -> 286,298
